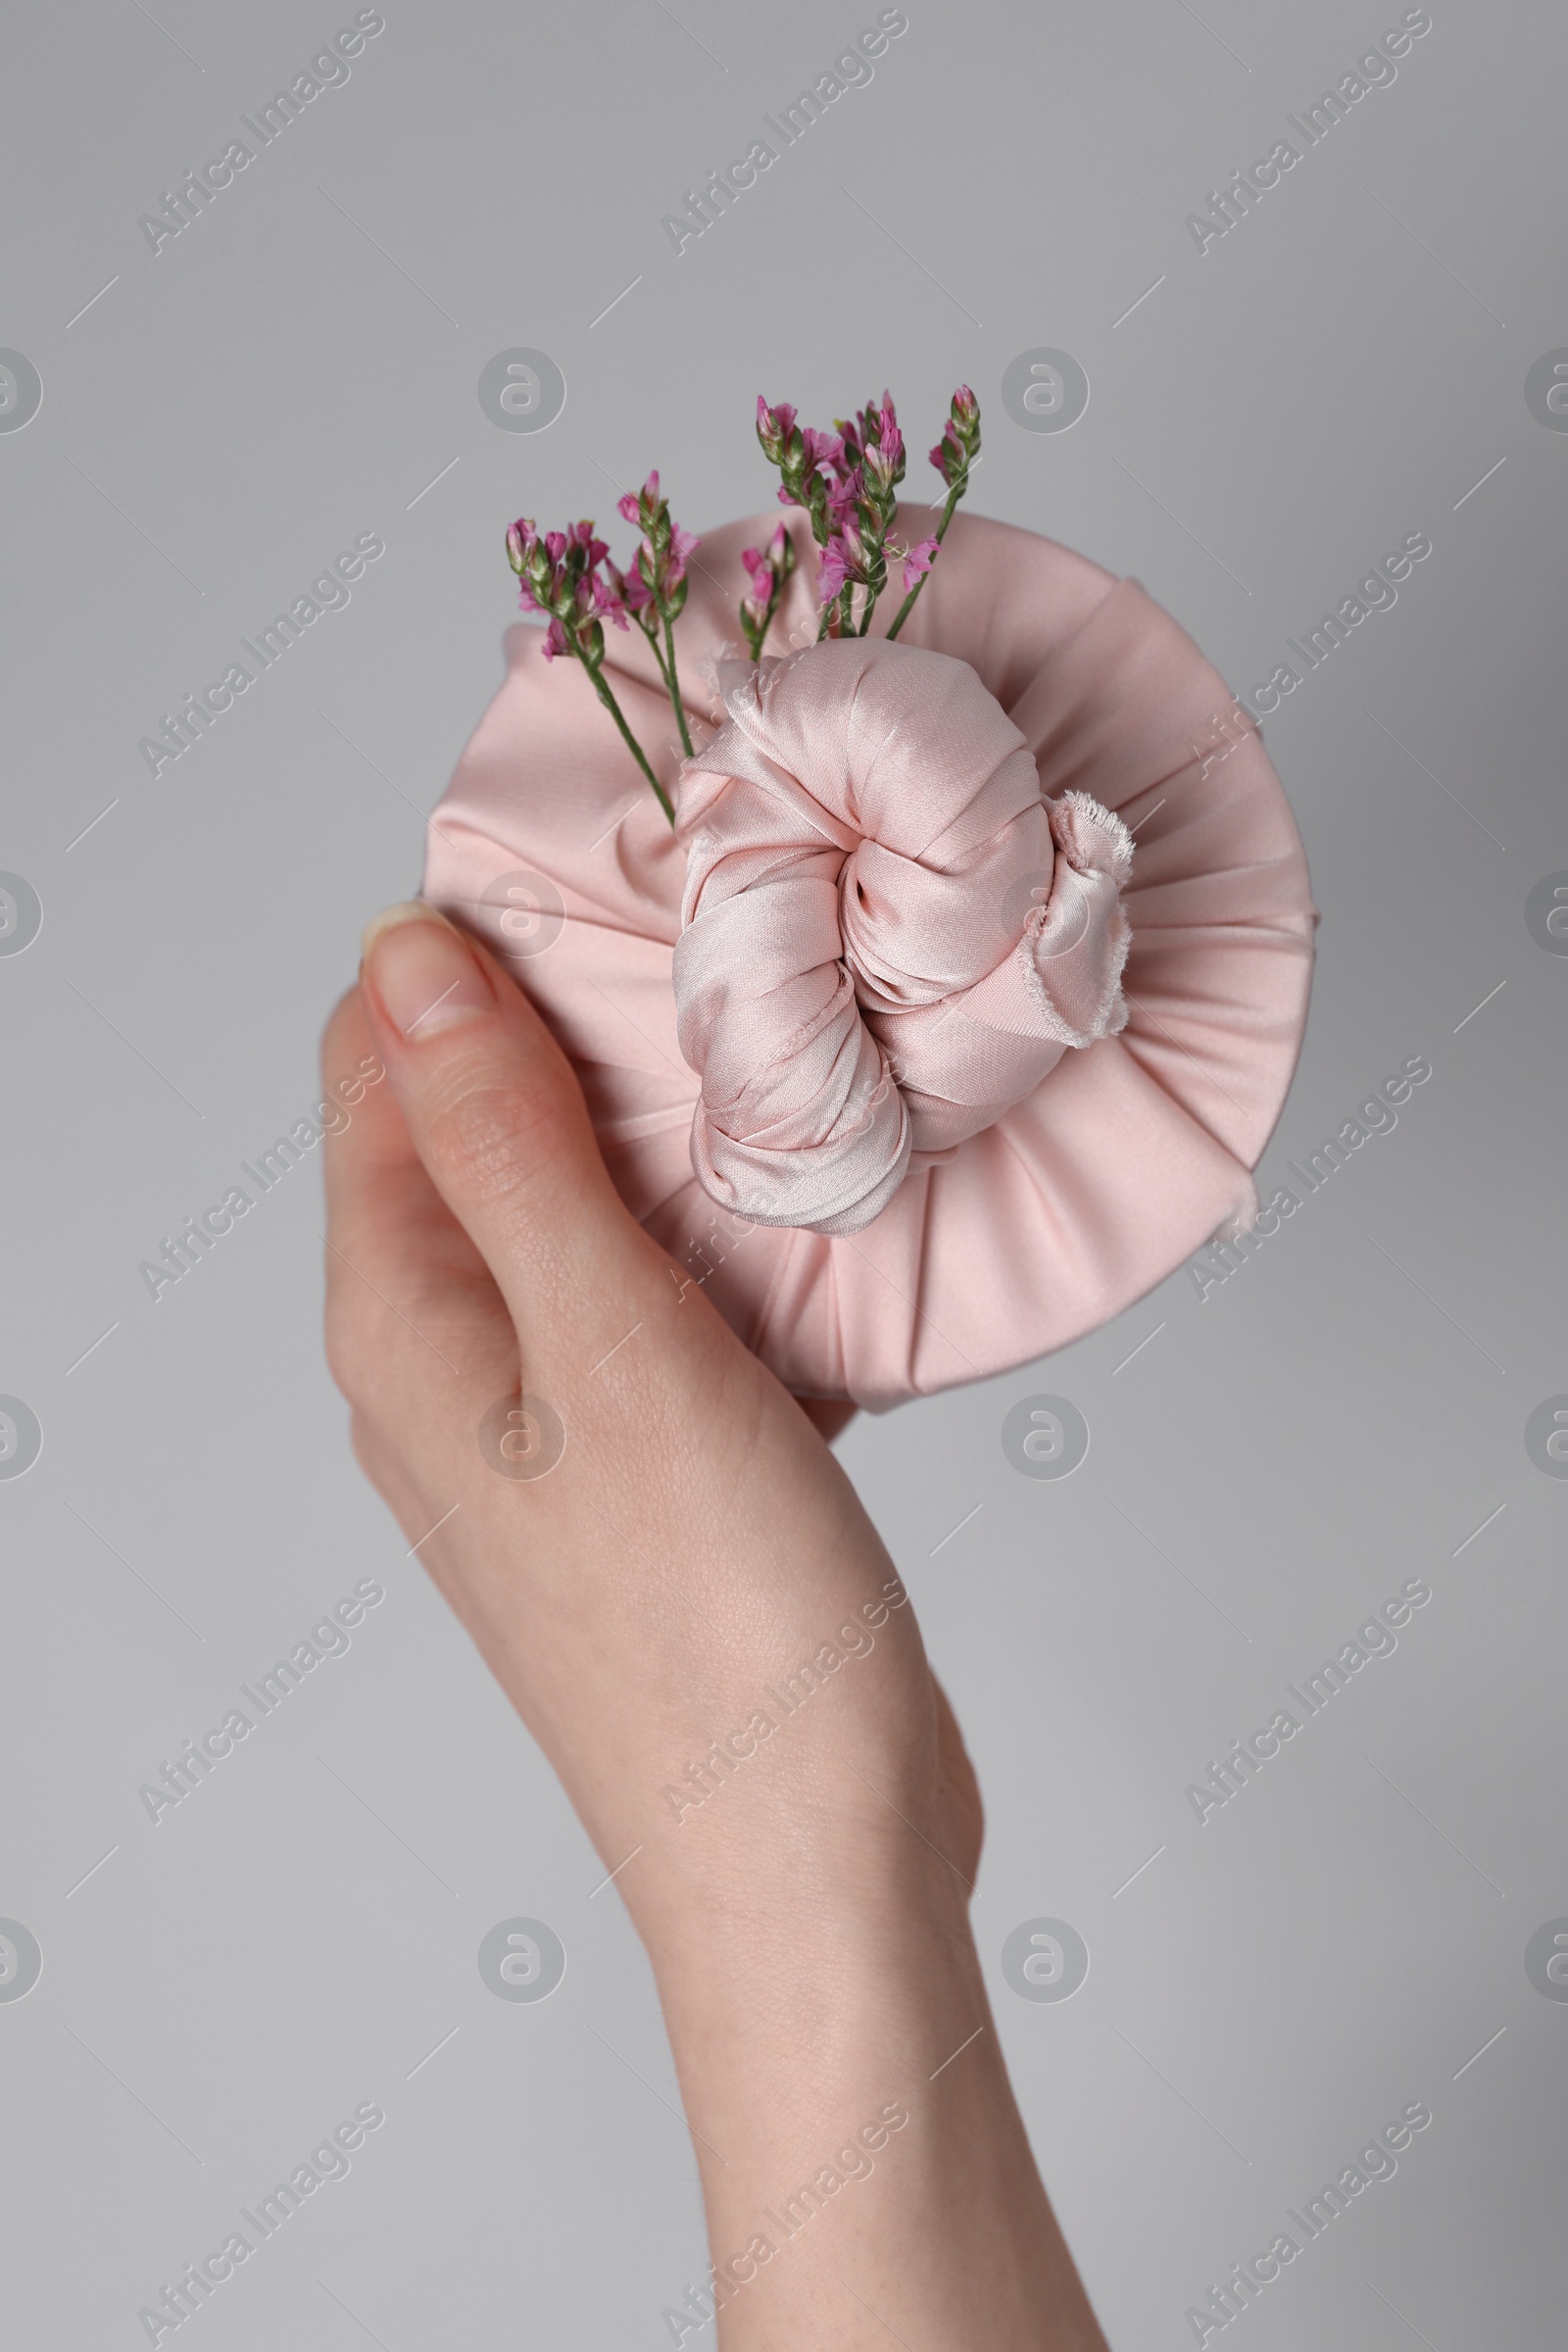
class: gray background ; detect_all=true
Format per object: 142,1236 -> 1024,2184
3,0 -> 1564,2343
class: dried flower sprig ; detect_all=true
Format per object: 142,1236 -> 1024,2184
502,384 -> 980,816
506,491 -> 702,827
822,392 -> 933,639
756,384 -> 977,644
886,383 -> 980,639
739,521 -> 797,662
616,471 -> 699,758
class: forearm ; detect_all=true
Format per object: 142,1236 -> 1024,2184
647,1855 -> 1109,2350
329,918 -> 1110,2348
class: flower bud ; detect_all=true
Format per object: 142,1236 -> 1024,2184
757,396 -> 797,466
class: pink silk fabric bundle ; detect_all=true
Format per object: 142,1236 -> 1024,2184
423,507 -> 1316,1409
675,640 -> 1135,1240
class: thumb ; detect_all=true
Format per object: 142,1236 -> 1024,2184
357,902 -> 645,1340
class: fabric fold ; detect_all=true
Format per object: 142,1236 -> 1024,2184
422,505 -> 1316,1408
673,639 -> 1133,1232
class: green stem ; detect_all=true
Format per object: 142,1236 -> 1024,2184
748,579 -> 783,661
580,653 -> 675,827
641,614 -> 672,689
662,612 -> 695,758
884,470 -> 969,643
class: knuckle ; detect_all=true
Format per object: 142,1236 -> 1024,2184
421,1069 -> 577,1212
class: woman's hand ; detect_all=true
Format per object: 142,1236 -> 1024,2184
321,903 -> 1107,2350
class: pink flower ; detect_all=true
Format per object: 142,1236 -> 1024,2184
740,522 -> 795,631
666,522 -> 700,584
540,616 -> 569,662
617,469 -> 662,526
818,537 -> 850,602
819,517 -> 866,602
800,425 -> 844,476
903,536 -> 939,590
594,570 -> 630,630
742,523 -> 788,581
564,520 -> 609,566
930,388 -> 980,487
620,563 -> 654,613
757,398 -> 798,462
835,489 -> 863,532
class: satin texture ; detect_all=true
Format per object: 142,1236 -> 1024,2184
422,506 -> 1316,1408
674,640 -> 1134,1238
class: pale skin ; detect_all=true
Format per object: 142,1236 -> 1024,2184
322,902 -> 1110,2350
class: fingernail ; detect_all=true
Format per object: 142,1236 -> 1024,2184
361,903 -> 493,1039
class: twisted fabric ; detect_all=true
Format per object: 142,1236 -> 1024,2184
674,640 -> 1133,1236
423,505 -> 1316,1408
